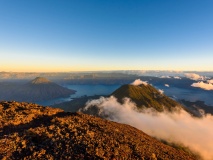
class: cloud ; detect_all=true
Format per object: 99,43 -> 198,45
207,79 -> 213,84
131,79 -> 148,86
174,76 -> 181,79
160,76 -> 171,78
185,73 -> 205,81
165,84 -> 169,87
84,96 -> 213,160
191,81 -> 213,90
158,89 -> 164,94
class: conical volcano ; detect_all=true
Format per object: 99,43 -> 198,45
7,77 -> 75,102
30,77 -> 51,84
111,83 -> 184,112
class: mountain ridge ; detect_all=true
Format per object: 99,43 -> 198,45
0,101 -> 196,159
111,84 -> 184,112
0,77 -> 76,102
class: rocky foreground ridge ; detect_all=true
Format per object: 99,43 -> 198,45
0,101 -> 196,160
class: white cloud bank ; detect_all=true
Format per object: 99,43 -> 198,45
158,89 -> 164,94
185,73 -> 205,81
174,76 -> 181,79
131,79 -> 148,86
84,96 -> 213,160
207,79 -> 213,84
191,81 -> 213,90
165,84 -> 169,87
160,76 -> 171,79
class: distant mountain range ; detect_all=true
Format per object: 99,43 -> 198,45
1,71 -> 212,79
0,77 -> 75,102
0,101 -> 196,159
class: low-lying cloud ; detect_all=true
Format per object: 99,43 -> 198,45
84,96 -> 213,160
131,79 -> 148,86
158,89 -> 164,94
174,76 -> 181,79
160,76 -> 171,78
207,79 -> 213,84
185,73 -> 205,81
165,84 -> 169,87
191,81 -> 213,90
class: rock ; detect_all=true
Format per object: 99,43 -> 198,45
0,101 -> 197,160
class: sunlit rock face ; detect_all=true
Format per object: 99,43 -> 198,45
0,101 -> 196,160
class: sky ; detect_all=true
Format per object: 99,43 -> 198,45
0,0 -> 213,72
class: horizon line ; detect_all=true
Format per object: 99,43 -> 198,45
1,70 -> 213,73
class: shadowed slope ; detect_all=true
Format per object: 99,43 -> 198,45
2,77 -> 76,102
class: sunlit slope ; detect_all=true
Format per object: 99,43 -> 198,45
0,101 -> 195,160
112,84 -> 184,112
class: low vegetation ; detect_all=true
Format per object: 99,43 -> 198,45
112,84 -> 184,112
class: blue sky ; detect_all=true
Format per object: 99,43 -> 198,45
0,0 -> 212,72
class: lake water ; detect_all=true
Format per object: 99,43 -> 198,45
39,83 -> 213,106
154,85 -> 213,106
65,84 -> 121,98
39,84 -> 121,106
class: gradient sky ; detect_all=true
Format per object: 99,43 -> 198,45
0,0 -> 213,72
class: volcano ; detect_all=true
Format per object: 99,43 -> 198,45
111,83 -> 185,112
6,77 -> 75,102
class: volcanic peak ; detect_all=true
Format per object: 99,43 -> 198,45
112,84 -> 184,112
30,77 -> 51,84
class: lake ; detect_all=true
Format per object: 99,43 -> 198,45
39,84 -> 121,106
154,85 -> 213,106
38,83 -> 213,106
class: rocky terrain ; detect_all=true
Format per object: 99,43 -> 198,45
0,101 -> 197,160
